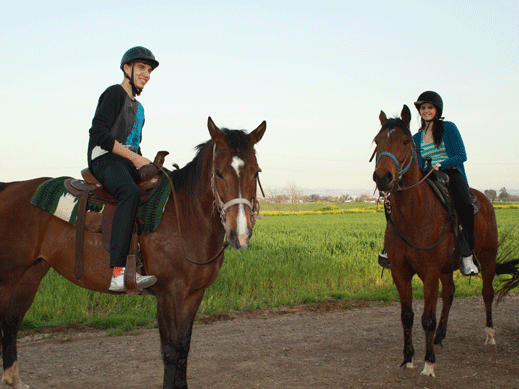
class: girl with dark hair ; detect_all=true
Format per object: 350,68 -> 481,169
412,91 -> 479,276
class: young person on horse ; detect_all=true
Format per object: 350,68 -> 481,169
87,46 -> 159,291
378,91 -> 479,276
413,91 -> 479,275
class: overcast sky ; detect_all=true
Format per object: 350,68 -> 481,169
2,1 -> 517,195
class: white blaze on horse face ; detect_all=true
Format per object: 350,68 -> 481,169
231,156 -> 245,177
231,156 -> 249,242
387,128 -> 396,137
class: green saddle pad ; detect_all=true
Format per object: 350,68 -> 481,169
30,176 -> 171,235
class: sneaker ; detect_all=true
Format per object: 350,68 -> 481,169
109,268 -> 157,292
460,255 -> 479,276
135,273 -> 157,289
378,251 -> 391,269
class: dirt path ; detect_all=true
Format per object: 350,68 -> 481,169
10,295 -> 519,389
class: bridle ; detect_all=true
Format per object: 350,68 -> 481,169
210,144 -> 264,227
371,127 -> 434,192
155,143 -> 264,265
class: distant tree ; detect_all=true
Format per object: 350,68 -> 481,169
284,182 -> 304,204
484,189 -> 497,202
358,193 -> 371,202
309,194 -> 320,202
499,187 -> 509,200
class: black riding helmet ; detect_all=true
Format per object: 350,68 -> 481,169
414,91 -> 443,119
120,46 -> 159,96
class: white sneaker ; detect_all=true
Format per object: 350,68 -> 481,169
109,268 -> 157,292
135,273 -> 157,289
460,255 -> 479,276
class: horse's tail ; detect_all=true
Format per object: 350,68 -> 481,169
495,259 -> 519,303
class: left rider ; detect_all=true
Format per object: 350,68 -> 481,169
87,46 -> 159,291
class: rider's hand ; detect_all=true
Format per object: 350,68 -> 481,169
133,155 -> 153,169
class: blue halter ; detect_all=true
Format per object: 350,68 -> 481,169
376,150 -> 413,180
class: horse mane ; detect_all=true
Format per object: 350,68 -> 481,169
169,128 -> 253,197
0,182 -> 9,194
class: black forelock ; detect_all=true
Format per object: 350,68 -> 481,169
168,128 -> 252,197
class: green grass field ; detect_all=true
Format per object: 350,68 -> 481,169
21,203 -> 519,332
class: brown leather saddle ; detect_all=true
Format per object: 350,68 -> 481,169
425,170 -> 480,215
64,151 -> 169,291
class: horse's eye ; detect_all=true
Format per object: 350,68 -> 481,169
215,169 -> 224,179
403,140 -> 410,145
255,168 -> 262,178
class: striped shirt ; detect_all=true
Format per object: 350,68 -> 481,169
421,133 -> 448,167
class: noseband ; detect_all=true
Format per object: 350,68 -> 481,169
376,147 -> 413,184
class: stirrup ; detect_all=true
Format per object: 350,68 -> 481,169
460,255 -> 480,276
378,251 -> 391,269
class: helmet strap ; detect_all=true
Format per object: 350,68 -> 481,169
124,63 -> 142,97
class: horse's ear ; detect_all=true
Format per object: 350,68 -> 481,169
401,105 -> 411,127
249,121 -> 266,145
379,110 -> 388,125
208,117 -> 225,143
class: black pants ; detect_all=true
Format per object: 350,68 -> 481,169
443,168 -> 474,254
91,154 -> 140,268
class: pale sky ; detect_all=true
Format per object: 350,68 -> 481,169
2,1 -> 518,195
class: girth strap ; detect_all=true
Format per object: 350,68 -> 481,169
75,187 -> 94,279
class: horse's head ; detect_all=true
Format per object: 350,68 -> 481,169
208,117 -> 266,249
372,105 -> 415,192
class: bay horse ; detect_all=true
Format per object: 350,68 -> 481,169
372,105 -> 504,379
0,117 -> 266,389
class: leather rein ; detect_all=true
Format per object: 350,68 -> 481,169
154,143 -> 264,265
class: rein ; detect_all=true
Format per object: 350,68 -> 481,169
380,191 -> 455,251
153,144 -> 263,266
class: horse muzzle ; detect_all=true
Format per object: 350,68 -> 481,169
373,169 -> 396,192
220,200 -> 255,249
227,227 -> 253,249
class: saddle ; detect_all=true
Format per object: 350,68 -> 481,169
424,169 -> 480,215
64,151 -> 169,291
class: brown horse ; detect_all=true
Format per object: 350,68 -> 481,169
372,105 -> 504,380
0,117 -> 266,389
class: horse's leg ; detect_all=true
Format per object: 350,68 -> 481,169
420,274 -> 440,378
434,273 -> 455,350
1,259 -> 50,389
156,286 -> 205,389
392,269 -> 415,369
480,249 -> 497,353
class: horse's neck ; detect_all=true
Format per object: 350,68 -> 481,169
390,164 -> 436,217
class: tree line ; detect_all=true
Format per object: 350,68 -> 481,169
484,187 -> 518,202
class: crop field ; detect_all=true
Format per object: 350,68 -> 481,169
22,203 -> 519,332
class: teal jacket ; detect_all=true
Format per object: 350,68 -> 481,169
412,121 -> 468,183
